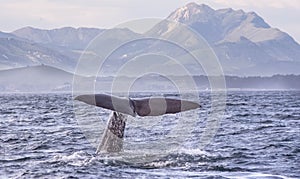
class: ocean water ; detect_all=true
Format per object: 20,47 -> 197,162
0,91 -> 299,178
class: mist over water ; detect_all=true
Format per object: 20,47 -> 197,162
0,91 -> 299,178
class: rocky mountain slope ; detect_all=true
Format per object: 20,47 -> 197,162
148,2 -> 300,75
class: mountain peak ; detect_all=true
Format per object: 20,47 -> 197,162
168,3 -> 214,22
185,2 -> 212,10
14,26 -> 48,32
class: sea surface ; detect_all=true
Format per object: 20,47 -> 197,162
0,91 -> 299,178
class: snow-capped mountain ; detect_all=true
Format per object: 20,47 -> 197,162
0,2 -> 299,76
148,2 -> 300,75
166,3 -> 294,44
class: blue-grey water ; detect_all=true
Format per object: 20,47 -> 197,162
0,91 -> 299,178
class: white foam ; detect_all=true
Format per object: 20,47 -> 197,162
215,171 -> 293,179
52,151 -> 92,166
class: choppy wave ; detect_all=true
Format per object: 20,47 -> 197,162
0,91 -> 299,178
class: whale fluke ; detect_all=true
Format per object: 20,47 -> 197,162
74,93 -> 201,153
75,93 -> 200,117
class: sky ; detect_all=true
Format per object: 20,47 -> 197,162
1,0 -> 299,43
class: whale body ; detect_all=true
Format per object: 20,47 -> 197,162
75,93 -> 200,153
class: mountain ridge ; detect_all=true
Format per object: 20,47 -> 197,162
0,2 -> 299,76
12,26 -> 104,50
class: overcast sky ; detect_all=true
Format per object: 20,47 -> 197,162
1,0 -> 299,43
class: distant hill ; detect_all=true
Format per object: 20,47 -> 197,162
0,37 -> 77,71
0,27 -> 104,71
0,27 -> 141,72
0,65 -> 299,93
0,65 -> 74,92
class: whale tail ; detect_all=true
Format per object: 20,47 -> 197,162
75,93 -> 201,117
75,93 -> 201,153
